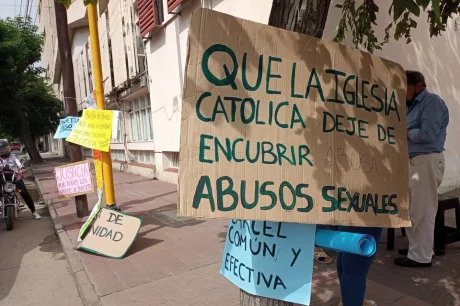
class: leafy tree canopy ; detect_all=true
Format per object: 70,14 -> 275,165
0,16 -> 56,162
0,17 -> 43,95
0,74 -> 62,141
333,0 -> 459,53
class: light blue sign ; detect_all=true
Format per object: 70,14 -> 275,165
220,220 -> 316,305
53,116 -> 80,139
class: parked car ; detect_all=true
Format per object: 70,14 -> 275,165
10,142 -> 21,151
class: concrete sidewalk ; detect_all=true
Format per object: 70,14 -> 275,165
32,154 -> 460,306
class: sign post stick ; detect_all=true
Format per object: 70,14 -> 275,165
87,4 -> 118,209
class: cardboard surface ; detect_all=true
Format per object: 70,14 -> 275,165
66,109 -> 113,152
55,160 -> 94,198
178,9 -> 410,228
77,208 -> 142,259
78,189 -> 104,241
220,220 -> 315,305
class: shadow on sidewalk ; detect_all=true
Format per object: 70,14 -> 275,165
121,191 -> 177,207
126,202 -> 206,256
35,155 -> 460,305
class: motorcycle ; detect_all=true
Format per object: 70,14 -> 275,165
0,165 -> 22,231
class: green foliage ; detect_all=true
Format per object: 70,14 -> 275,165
0,74 -> 62,141
0,17 -> 43,94
59,0 -> 72,8
0,15 -> 57,157
334,0 -> 460,53
84,0 -> 98,5
56,0 -> 97,7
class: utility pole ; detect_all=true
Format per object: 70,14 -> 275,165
54,0 -> 89,218
87,3 -> 118,209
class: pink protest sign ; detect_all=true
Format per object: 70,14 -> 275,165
55,160 -> 94,198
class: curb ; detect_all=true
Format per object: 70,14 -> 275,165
32,166 -> 102,306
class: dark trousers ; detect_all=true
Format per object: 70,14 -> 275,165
337,226 -> 382,306
15,180 -> 35,213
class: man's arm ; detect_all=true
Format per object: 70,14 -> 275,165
408,97 -> 445,144
13,155 -> 26,172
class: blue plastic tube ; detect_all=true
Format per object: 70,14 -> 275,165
315,229 -> 377,257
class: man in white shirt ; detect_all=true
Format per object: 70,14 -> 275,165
0,140 -> 41,220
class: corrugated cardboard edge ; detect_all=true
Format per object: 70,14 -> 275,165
178,8 -> 203,217
54,160 -> 94,198
76,209 -> 143,259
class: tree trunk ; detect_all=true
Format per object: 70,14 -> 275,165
10,100 -> 43,163
268,0 -> 331,38
240,0 -> 331,305
54,0 -> 89,218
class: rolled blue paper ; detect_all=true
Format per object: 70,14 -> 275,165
315,230 -> 376,257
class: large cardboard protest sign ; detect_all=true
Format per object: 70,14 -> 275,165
221,220 -> 315,305
178,9 -> 410,228
55,160 -> 93,198
77,208 -> 142,259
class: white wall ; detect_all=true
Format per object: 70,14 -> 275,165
211,0 -> 271,21
67,0 -> 87,27
38,0 -> 58,80
146,0 -> 272,154
38,0 -> 65,156
71,28 -> 90,61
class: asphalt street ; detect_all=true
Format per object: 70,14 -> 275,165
0,152 -> 83,306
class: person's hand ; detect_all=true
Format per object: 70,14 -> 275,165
19,169 -> 27,175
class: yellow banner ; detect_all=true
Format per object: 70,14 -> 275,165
66,109 -> 113,152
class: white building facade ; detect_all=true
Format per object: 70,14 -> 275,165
39,0 -> 460,192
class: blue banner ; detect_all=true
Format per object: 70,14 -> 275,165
315,229 -> 377,257
53,116 -> 80,139
220,220 -> 316,305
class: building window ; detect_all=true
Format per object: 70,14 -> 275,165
111,150 -> 125,161
155,0 -> 164,25
111,149 -> 154,164
137,0 -> 164,37
129,96 -> 153,142
86,44 -> 93,93
134,23 -> 146,74
164,151 -> 179,168
132,150 -> 155,164
80,53 -> 88,97
167,0 -> 189,13
111,114 -> 124,143
170,152 -> 179,168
